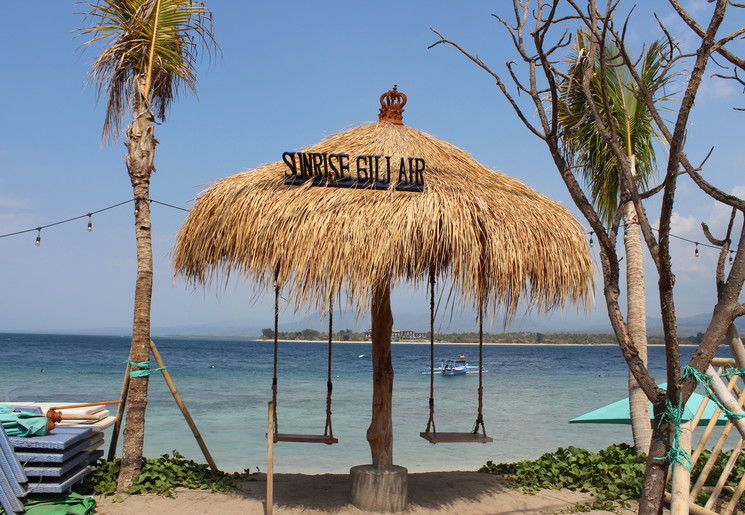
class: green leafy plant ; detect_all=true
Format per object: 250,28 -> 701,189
77,451 -> 247,498
480,443 -> 646,505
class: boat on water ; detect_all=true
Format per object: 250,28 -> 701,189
422,355 -> 487,375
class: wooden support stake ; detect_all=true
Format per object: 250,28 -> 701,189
727,324 -> 745,367
266,400 -> 275,515
705,439 -> 744,511
691,373 -> 737,465
107,361 -> 131,461
665,492 -> 719,515
691,377 -> 745,500
671,421 -> 693,515
706,365 -> 745,439
149,339 -> 218,470
722,463 -> 745,515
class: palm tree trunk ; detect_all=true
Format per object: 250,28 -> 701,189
117,81 -> 157,492
624,198 -> 652,455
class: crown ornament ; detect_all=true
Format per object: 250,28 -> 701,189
378,85 -> 407,125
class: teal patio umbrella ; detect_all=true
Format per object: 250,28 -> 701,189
569,389 -> 727,426
0,405 -> 49,437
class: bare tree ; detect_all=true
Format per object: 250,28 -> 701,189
430,1 -> 744,513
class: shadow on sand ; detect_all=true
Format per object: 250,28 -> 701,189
232,470 -> 599,514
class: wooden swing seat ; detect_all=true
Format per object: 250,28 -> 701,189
419,431 -> 493,444
273,433 -> 338,445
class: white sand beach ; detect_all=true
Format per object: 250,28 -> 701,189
92,471 -> 637,514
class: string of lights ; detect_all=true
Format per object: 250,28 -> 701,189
0,196 -> 737,264
0,197 -> 190,245
586,226 -> 738,264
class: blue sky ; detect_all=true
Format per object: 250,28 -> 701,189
0,1 -> 742,335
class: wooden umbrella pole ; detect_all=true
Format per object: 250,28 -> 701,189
108,361 -> 131,461
368,281 -> 394,469
51,401 -> 121,410
351,279 -> 407,513
149,339 -> 218,470
266,400 -> 275,515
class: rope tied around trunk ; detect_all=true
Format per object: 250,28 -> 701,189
126,359 -> 166,377
657,395 -> 692,471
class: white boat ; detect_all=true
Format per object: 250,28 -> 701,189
422,355 -> 486,375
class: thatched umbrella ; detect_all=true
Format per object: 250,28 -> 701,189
173,86 -> 593,511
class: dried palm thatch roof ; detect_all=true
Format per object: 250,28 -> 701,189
173,88 -> 593,320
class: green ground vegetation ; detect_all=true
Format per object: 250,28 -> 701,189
481,444 -> 745,512
77,451 -> 251,498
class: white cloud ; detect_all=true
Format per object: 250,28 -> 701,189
707,185 -> 745,231
0,195 -> 28,210
698,76 -> 739,103
670,212 -> 698,236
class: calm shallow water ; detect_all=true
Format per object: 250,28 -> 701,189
0,333 -> 720,473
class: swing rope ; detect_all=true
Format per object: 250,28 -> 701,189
472,304 -> 487,436
420,273 -> 492,443
425,269 -> 437,435
271,270 -> 336,442
323,302 -> 334,438
272,278 -> 279,435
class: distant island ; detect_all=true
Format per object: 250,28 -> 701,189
258,327 -> 707,345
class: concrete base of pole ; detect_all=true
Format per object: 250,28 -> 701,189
350,464 -> 408,513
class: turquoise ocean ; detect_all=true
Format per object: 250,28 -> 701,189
0,333 -> 718,474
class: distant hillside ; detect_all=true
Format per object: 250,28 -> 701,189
42,310 -> 737,339
258,329 -> 717,346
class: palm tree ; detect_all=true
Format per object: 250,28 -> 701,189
81,0 -> 215,490
559,35 -> 674,455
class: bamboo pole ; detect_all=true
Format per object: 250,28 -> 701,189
665,493 -> 719,515
704,439 -> 744,511
722,465 -> 745,515
691,373 -> 738,465
149,339 -> 218,470
690,378 -> 745,500
727,324 -> 745,367
671,421 -> 693,515
711,358 -> 737,367
266,400 -> 275,515
107,361 -> 131,460
705,365 -> 745,439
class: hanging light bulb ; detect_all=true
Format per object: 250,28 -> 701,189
35,228 -> 41,246
588,231 -> 594,248
730,252 -> 735,265
694,243 -> 700,258
87,214 -> 93,232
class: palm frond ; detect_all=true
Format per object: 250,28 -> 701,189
558,33 -> 677,225
81,0 -> 215,141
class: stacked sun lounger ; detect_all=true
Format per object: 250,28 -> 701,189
0,404 -> 112,513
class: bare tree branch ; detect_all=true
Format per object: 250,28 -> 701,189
669,0 -> 745,70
